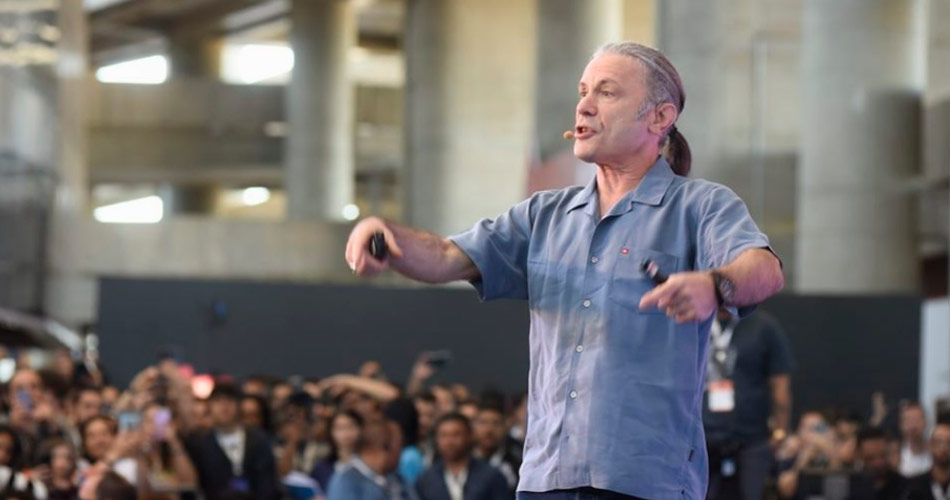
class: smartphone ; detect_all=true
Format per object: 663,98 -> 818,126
117,410 -> 142,432
152,407 -> 172,440
424,350 -> 453,369
16,388 -> 33,412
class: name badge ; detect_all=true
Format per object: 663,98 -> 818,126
708,379 -> 735,413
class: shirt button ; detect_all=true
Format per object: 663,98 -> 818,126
576,345 -> 584,353
582,299 -> 591,308
590,256 -> 599,264
569,390 -> 578,399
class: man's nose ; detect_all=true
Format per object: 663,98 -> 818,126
577,95 -> 596,117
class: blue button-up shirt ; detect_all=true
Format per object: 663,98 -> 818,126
450,157 -> 774,500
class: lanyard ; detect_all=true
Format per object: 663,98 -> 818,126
710,318 -> 738,364
933,482 -> 950,500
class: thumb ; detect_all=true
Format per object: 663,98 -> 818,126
382,227 -> 403,258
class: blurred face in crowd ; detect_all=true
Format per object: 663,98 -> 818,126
101,386 -> 120,407
331,413 -> 361,457
351,392 -> 381,421
359,361 -> 383,380
459,402 -> 478,421
53,350 -> 75,381
242,379 -> 266,397
573,53 -> 671,167
0,430 -> 16,466
192,399 -> 213,432
83,418 -> 116,461
240,397 -> 265,430
384,421 -> 403,473
859,437 -> 890,476
9,369 -> 43,410
932,425 -> 950,468
799,412 -> 829,439
474,408 -> 507,454
431,386 -> 456,416
141,404 -> 171,442
74,389 -> 103,423
50,442 -> 77,479
436,418 -> 472,464
210,396 -> 239,429
415,397 -> 436,441
900,406 -> 927,442
271,383 -> 292,410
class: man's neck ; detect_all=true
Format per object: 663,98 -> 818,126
477,444 -> 498,459
907,438 -> 927,454
445,456 -> 470,475
594,152 -> 660,218
216,423 -> 241,434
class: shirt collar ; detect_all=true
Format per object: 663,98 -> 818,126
566,156 -> 676,215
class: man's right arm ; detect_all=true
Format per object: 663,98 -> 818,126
345,217 -> 479,284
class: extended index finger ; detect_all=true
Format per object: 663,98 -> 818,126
638,281 -> 678,310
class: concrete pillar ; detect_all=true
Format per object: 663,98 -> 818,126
285,0 -> 355,221
45,0 -> 94,324
797,0 -> 925,293
404,0 -> 536,236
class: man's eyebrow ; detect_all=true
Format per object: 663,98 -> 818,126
578,78 -> 621,91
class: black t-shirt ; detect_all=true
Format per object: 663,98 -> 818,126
703,310 -> 796,444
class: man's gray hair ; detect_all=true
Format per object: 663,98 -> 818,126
593,42 -> 686,119
592,42 -> 692,176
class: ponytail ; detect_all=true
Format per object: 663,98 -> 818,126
665,125 -> 692,177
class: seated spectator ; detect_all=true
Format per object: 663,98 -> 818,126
900,402 -> 933,477
416,413 -> 509,500
183,383 -> 280,500
275,391 -> 329,477
239,394 -> 272,437
385,399 -> 425,486
472,404 -> 520,490
777,411 -> 840,499
327,419 -> 413,500
35,438 -> 78,500
5,369 -> 70,465
0,424 -> 48,499
846,427 -> 907,500
312,410 -> 364,492
138,402 -> 198,497
905,415 -> 950,500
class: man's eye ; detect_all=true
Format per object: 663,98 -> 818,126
600,90 -> 613,97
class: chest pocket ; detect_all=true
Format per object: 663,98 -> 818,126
607,248 -> 683,314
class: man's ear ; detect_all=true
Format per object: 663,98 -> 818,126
649,102 -> 678,135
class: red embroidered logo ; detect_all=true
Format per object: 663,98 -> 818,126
621,248 -> 629,255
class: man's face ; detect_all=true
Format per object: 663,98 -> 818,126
436,419 -> 471,463
573,53 -> 654,166
240,398 -> 263,429
859,438 -> 890,475
9,370 -> 43,410
932,425 -> 950,467
75,390 -> 103,423
242,380 -> 266,397
900,407 -> 926,441
473,409 -> 506,452
209,397 -> 239,428
83,419 -> 115,460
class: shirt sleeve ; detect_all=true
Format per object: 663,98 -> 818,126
448,197 -> 534,302
696,184 -> 779,271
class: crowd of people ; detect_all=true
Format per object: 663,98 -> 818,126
0,334 -> 945,500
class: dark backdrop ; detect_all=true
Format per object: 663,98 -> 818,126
97,277 -> 920,418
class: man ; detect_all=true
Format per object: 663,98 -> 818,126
900,403 -> 933,477
184,383 -> 280,500
345,41 -> 783,499
473,404 -> 521,490
327,419 -> 416,500
905,416 -> 950,500
72,386 -> 104,426
704,308 -> 794,500
416,413 -> 511,500
846,427 -> 907,500
4,368 -> 69,465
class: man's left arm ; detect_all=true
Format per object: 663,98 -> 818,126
769,374 -> 792,447
639,247 -> 784,323
640,184 -> 784,323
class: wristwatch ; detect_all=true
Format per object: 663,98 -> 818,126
710,270 -> 736,307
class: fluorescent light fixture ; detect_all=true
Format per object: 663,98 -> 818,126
94,195 -> 163,223
221,43 -> 294,85
241,187 -> 271,206
342,203 -> 360,221
96,55 -> 168,84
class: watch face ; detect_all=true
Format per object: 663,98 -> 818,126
716,273 -> 737,303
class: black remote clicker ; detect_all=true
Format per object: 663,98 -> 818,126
640,259 -> 668,285
368,232 -> 388,260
